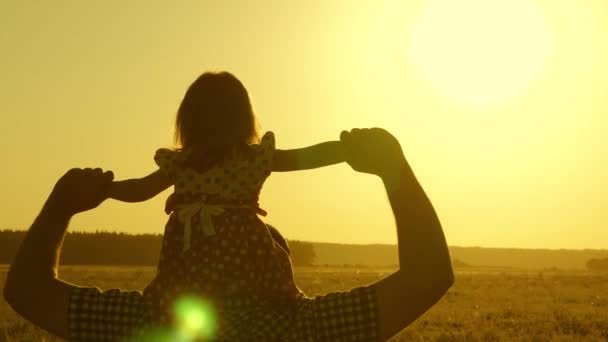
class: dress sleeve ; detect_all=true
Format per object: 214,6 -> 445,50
257,131 -> 276,176
154,148 -> 178,179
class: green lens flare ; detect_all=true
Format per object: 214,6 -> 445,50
173,295 -> 217,340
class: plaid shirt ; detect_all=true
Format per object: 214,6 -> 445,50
68,285 -> 379,341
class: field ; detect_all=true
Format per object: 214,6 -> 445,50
1,266 -> 608,341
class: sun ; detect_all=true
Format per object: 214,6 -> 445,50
409,0 -> 552,108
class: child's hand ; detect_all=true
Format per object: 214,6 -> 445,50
107,180 -> 118,199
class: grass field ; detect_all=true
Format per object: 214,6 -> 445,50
1,265 -> 607,341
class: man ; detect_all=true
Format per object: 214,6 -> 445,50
4,128 -> 453,341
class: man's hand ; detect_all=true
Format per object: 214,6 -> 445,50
46,168 -> 114,218
339,128 -> 406,177
4,168 -> 113,339
341,128 -> 453,340
340,128 -> 407,191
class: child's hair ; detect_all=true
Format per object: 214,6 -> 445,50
175,71 -> 260,170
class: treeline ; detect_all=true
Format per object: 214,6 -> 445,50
0,230 -> 163,265
312,243 -> 608,269
0,230 -> 316,266
587,258 -> 608,272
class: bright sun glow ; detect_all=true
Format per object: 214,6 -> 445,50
409,0 -> 553,107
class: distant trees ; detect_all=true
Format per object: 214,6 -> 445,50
0,230 -> 26,264
452,258 -> 472,268
0,230 -> 316,267
586,258 -> 608,272
288,240 -> 316,266
0,230 -> 162,266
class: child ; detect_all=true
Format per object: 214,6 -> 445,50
108,71 -> 346,325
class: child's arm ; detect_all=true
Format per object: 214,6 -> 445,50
109,169 -> 173,202
273,141 -> 345,172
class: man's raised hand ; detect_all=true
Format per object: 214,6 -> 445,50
340,128 -> 406,176
46,168 -> 114,217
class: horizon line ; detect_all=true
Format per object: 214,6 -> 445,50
1,228 -> 606,252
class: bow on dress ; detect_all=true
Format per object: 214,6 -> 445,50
174,202 -> 267,253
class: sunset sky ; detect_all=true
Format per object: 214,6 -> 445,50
1,0 -> 606,249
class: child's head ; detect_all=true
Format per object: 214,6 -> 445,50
175,71 -> 260,154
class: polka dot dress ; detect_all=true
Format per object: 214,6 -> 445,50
142,132 -> 302,325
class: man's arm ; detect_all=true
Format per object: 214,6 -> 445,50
3,168 -> 113,339
340,129 -> 454,341
272,141 -> 345,172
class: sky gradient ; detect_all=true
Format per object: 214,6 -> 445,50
1,0 -> 607,249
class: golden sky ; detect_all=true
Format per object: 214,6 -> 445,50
1,0 -> 606,249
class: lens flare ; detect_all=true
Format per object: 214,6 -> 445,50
173,295 -> 217,341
